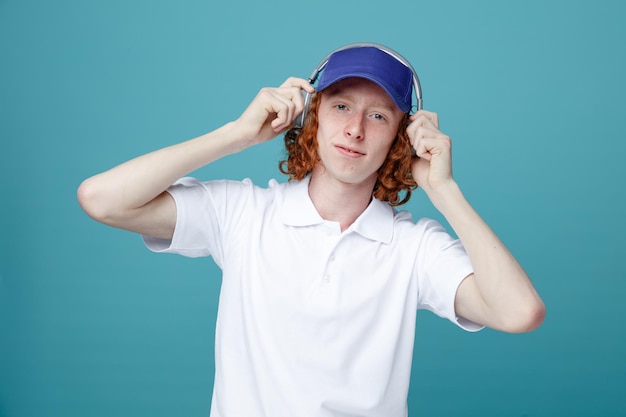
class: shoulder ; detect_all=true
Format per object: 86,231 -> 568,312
169,177 -> 286,201
389,209 -> 464,254
390,207 -> 445,237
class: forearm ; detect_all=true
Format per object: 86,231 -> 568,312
78,121 -> 245,221
428,181 -> 545,332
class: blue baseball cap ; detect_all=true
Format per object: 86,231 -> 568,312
317,46 -> 414,112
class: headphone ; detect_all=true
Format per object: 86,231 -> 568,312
294,42 -> 423,128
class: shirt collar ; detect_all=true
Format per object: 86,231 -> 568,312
280,176 -> 325,227
349,196 -> 395,244
280,176 -> 395,244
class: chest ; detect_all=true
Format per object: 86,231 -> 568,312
222,217 -> 418,322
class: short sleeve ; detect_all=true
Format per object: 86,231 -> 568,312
143,177 -> 253,264
414,218 -> 483,332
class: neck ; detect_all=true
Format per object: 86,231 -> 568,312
308,168 -> 376,232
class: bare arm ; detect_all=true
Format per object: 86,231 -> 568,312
77,77 -> 314,239
408,110 -> 545,333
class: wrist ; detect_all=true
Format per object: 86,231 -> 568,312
214,121 -> 256,154
424,179 -> 465,213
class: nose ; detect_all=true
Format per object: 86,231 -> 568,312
344,112 -> 364,141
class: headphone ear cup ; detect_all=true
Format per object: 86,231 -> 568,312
295,90 -> 313,128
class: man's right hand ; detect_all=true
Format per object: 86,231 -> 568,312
232,77 -> 315,148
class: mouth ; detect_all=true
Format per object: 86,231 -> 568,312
335,145 -> 365,157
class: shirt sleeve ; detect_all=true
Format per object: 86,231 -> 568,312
414,218 -> 483,332
142,177 -> 253,265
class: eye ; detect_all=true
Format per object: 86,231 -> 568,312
336,104 -> 347,111
373,113 -> 386,121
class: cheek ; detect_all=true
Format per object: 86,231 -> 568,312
373,148 -> 391,168
316,117 -> 340,147
372,134 -> 398,166
373,127 -> 398,153
315,124 -> 329,150
317,111 -> 340,135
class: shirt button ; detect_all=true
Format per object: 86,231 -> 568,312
329,253 -> 336,262
324,274 -> 331,283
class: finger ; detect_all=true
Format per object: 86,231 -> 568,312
406,120 -> 440,149
272,87 -> 304,131
254,87 -> 296,132
413,132 -> 452,161
279,76 -> 315,94
410,110 -> 439,129
274,85 -> 313,129
280,86 -> 306,111
271,97 -> 297,131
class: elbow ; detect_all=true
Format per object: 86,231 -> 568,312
527,299 -> 547,332
77,177 -> 115,224
504,298 -> 546,334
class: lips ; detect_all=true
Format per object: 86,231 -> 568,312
335,145 -> 365,157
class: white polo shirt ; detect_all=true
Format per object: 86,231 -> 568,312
144,176 -> 480,417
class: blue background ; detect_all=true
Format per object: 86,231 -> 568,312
1,0 -> 625,416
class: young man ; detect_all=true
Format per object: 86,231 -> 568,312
78,44 -> 545,416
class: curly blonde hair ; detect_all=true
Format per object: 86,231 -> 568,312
279,92 -> 417,206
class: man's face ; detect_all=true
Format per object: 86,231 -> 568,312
314,77 -> 405,188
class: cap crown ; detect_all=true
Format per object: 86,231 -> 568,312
317,46 -> 414,112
